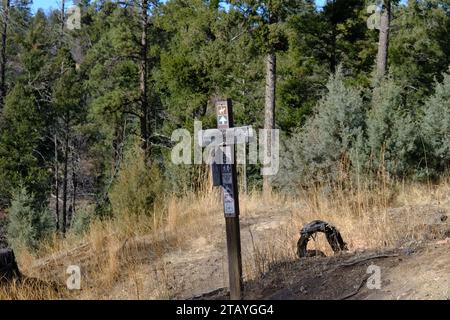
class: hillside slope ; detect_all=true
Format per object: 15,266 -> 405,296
236,243 -> 450,300
3,182 -> 450,300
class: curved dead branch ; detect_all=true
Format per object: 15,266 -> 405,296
297,220 -> 348,258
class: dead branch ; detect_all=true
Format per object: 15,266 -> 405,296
340,274 -> 370,300
338,253 -> 399,268
297,220 -> 348,258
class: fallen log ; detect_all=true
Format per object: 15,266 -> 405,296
0,248 -> 21,283
297,220 -> 348,258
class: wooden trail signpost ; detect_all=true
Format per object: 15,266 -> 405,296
216,100 -> 243,300
200,99 -> 252,300
217,99 -> 242,300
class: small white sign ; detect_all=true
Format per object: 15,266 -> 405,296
222,173 -> 232,184
224,202 -> 236,216
218,115 -> 228,125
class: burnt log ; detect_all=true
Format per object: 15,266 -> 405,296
297,220 -> 348,258
0,248 -> 21,282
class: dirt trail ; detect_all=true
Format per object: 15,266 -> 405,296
104,205 -> 296,299
360,244 -> 450,300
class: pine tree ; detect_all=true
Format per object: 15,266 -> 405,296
0,85 -> 51,207
390,0 -> 450,103
228,0 -> 309,193
157,0 -> 226,125
0,0 -> 10,109
0,10 -> 53,208
79,1 -> 168,211
0,0 -> 32,110
51,47 -> 84,234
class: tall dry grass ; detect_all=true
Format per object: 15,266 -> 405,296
0,278 -> 64,300
2,174 -> 449,300
242,175 -> 449,281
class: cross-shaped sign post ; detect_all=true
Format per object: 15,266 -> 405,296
199,99 -> 254,300
216,99 -> 243,300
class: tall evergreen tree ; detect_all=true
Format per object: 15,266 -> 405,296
0,0 -> 32,110
0,10 -> 53,208
0,0 -> 10,109
390,0 -> 450,103
228,0 -> 309,193
51,48 -> 83,234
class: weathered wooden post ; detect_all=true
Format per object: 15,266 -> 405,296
199,99 -> 255,299
215,99 -> 243,300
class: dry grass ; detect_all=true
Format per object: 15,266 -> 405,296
229,175 -> 450,284
2,175 -> 449,300
0,278 -> 63,300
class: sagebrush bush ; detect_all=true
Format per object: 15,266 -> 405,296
6,188 -> 54,251
365,78 -> 419,178
420,71 -> 450,177
109,144 -> 165,218
275,68 -> 366,189
70,205 -> 94,235
274,69 -> 450,190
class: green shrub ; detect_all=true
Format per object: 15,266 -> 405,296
365,79 -> 419,178
6,188 -> 54,251
109,144 -> 165,218
275,68 -> 366,189
275,70 -> 450,190
420,71 -> 450,177
70,205 -> 94,236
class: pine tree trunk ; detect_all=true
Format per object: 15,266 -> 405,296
263,52 -> 276,195
60,0 -> 65,36
62,122 -> 69,235
58,0 -> 66,233
330,20 -> 337,73
377,0 -> 391,79
0,0 -> 10,109
140,0 -> 150,157
70,149 -> 77,227
112,122 -> 124,173
329,0 -> 337,73
54,134 -> 60,232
